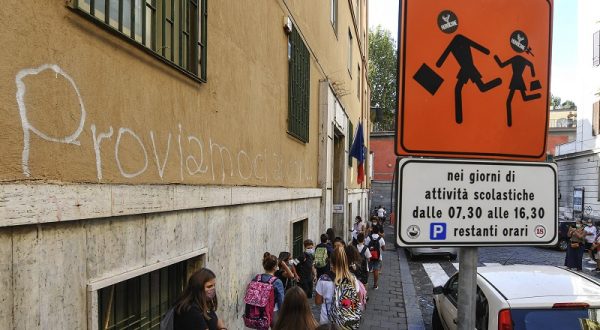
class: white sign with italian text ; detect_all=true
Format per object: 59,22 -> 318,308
396,158 -> 557,247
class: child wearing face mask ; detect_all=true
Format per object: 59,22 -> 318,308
296,239 -> 317,298
275,252 -> 299,292
173,268 -> 227,330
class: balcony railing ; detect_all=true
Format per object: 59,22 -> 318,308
549,118 -> 576,128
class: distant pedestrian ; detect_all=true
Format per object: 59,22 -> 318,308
365,226 -> 386,289
173,268 -> 226,330
315,234 -> 334,279
273,286 -> 319,330
565,221 -> 585,271
326,228 -> 336,246
377,206 -> 386,225
592,233 -> 600,271
351,216 -> 365,246
296,239 -> 316,298
333,237 -> 346,250
584,220 -> 597,260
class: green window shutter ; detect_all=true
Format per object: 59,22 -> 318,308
292,220 -> 305,259
348,121 -> 354,166
288,26 -> 310,142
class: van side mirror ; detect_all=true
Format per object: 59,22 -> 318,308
433,286 -> 445,295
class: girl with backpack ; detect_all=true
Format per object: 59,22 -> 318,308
242,253 -> 285,329
328,247 -> 363,329
273,286 -> 319,330
172,268 -> 227,330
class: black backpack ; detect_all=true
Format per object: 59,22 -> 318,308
368,235 -> 382,261
356,246 -> 369,284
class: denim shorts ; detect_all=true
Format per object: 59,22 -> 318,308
369,260 -> 382,271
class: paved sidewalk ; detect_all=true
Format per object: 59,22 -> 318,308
359,226 -> 409,329
309,225 -> 425,329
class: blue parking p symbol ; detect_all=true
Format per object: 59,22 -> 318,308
430,223 -> 447,240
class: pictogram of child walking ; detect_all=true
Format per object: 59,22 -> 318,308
494,30 -> 542,127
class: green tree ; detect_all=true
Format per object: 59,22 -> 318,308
550,94 -> 561,108
369,26 -> 397,131
561,100 -> 576,108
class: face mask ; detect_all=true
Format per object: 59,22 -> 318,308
306,248 -> 315,255
206,288 -> 216,299
576,224 -> 582,228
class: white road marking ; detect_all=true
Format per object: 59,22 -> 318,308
483,263 -> 502,267
423,263 -> 450,287
452,263 -> 459,270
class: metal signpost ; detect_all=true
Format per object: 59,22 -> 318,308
395,0 -> 554,328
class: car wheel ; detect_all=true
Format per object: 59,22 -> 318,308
557,239 -> 568,251
432,304 -> 444,330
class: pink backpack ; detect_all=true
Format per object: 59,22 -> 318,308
242,274 -> 277,330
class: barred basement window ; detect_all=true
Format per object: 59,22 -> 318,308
97,256 -> 203,329
288,25 -> 310,142
73,0 -> 207,82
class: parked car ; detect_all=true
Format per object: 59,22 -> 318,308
432,265 -> 600,330
407,247 -> 458,261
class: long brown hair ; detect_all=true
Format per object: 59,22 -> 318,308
273,286 -> 319,330
331,246 -> 355,287
174,268 -> 217,319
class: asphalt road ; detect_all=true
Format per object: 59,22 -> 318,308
405,246 -> 571,330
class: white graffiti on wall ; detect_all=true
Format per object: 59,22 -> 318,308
16,64 -> 86,177
15,64 -> 313,184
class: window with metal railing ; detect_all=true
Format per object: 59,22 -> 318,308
288,25 -> 310,142
97,256 -> 202,329
73,0 -> 207,82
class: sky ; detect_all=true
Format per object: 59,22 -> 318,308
368,0 -> 578,103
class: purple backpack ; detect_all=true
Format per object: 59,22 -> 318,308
242,274 -> 277,330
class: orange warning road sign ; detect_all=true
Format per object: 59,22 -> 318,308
396,0 -> 553,160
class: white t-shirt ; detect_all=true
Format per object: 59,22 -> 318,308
356,243 -> 372,271
585,225 -> 597,243
377,208 -> 386,218
315,276 -> 335,324
365,234 -> 385,261
315,275 -> 362,324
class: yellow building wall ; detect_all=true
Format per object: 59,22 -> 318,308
0,0 -> 367,188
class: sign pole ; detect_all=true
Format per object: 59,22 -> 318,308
457,247 -> 478,330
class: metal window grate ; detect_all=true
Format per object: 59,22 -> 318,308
288,26 -> 310,142
292,220 -> 306,259
594,31 -> 599,67
74,0 -> 206,82
98,261 -> 188,330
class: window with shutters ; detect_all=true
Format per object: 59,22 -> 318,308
594,31 -> 599,67
74,0 -> 207,82
593,101 -> 600,136
288,26 -> 310,142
